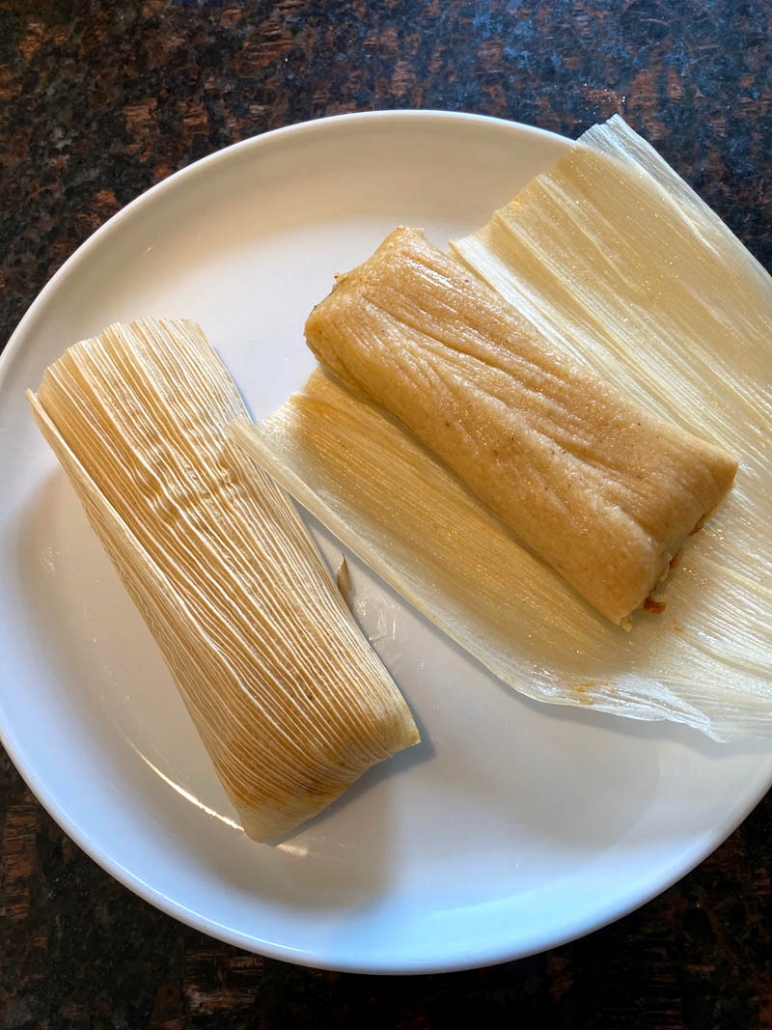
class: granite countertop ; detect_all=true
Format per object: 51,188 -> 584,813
1,1 -> 771,1027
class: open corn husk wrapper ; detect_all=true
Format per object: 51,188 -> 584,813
231,117 -> 772,742
27,319 -> 419,842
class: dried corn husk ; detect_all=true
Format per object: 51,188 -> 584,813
27,319 -> 418,842
231,119 -> 772,741
451,115 -> 772,436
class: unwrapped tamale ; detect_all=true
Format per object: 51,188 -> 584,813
305,227 -> 737,625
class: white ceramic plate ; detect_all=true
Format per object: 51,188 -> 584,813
1,111 -> 770,975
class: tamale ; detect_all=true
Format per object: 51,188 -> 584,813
304,227 -> 737,626
26,319 -> 419,843
231,118 -> 772,741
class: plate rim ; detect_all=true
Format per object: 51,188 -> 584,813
0,108 -> 567,379
1,108 -> 770,975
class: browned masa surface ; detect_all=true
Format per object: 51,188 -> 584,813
305,226 -> 738,625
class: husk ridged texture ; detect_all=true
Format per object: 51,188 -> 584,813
232,118 -> 772,741
27,319 -> 418,841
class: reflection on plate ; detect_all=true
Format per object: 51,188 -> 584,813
0,111 -> 770,974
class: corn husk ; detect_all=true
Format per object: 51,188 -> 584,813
27,319 -> 418,842
231,119 -> 772,741
452,115 -> 772,435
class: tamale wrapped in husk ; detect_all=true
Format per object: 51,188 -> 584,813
27,319 -> 419,842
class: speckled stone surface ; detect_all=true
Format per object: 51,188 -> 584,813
1,1 -> 771,1027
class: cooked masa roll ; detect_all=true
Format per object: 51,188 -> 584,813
27,319 -> 419,842
305,228 -> 737,625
